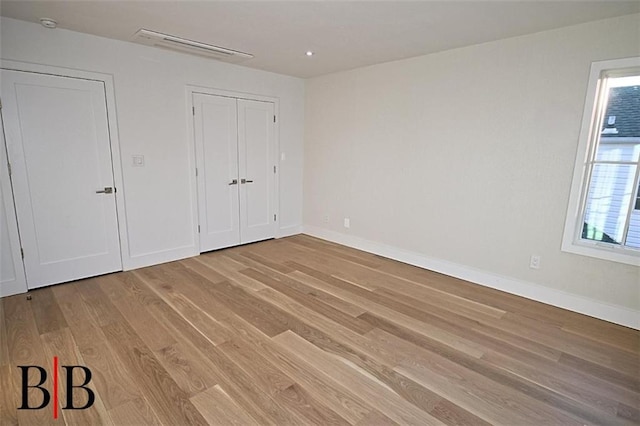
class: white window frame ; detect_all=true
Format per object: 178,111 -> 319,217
562,56 -> 640,266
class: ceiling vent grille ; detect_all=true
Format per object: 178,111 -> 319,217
132,29 -> 253,63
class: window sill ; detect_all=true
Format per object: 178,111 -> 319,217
561,239 -> 640,266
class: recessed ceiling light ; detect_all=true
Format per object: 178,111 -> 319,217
306,51 -> 314,57
39,18 -> 57,29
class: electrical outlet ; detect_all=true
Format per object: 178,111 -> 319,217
344,217 -> 350,228
529,255 -> 541,269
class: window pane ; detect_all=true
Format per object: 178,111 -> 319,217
631,182 -> 640,248
595,142 -> 640,162
582,163 -> 636,244
627,212 -> 640,248
594,82 -> 639,162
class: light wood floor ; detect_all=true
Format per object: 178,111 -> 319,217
1,235 -> 639,425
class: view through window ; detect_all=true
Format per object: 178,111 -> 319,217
581,74 -> 640,249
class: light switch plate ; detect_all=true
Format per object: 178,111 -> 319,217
132,155 -> 145,167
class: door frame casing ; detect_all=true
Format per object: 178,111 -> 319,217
0,113 -> 27,297
0,60 -> 130,291
185,85 -> 280,252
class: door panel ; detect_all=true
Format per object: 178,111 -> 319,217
238,99 -> 276,244
1,70 -> 121,289
193,93 -> 240,251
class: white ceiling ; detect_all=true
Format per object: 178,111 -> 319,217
1,1 -> 639,78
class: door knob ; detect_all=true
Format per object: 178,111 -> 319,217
96,187 -> 114,194
228,179 -> 238,185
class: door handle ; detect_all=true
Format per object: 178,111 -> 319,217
228,179 -> 238,185
240,179 -> 254,184
96,187 -> 114,194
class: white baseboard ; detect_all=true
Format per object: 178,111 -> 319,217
123,225 -> 303,270
278,224 -> 303,238
303,225 -> 639,330
0,280 -> 28,298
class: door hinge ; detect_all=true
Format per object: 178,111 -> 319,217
7,163 -> 11,176
273,165 -> 276,173
192,106 -> 195,115
195,168 -> 198,177
273,115 -> 276,123
0,97 -> 2,109
274,214 -> 277,221
198,225 -> 200,233
20,248 -> 24,259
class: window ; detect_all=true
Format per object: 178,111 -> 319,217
562,57 -> 640,265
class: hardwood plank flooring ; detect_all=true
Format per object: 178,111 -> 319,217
1,234 -> 638,425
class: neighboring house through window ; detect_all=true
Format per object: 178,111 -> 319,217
562,57 -> 640,265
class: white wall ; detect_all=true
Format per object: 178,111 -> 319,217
304,14 -> 640,326
0,17 -> 304,273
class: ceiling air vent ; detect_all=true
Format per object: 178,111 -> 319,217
132,29 -> 253,63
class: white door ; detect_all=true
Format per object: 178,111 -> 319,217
193,93 -> 241,251
193,93 -> 276,252
1,70 -> 122,289
238,99 -> 276,244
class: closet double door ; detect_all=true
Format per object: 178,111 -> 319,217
193,93 -> 276,252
